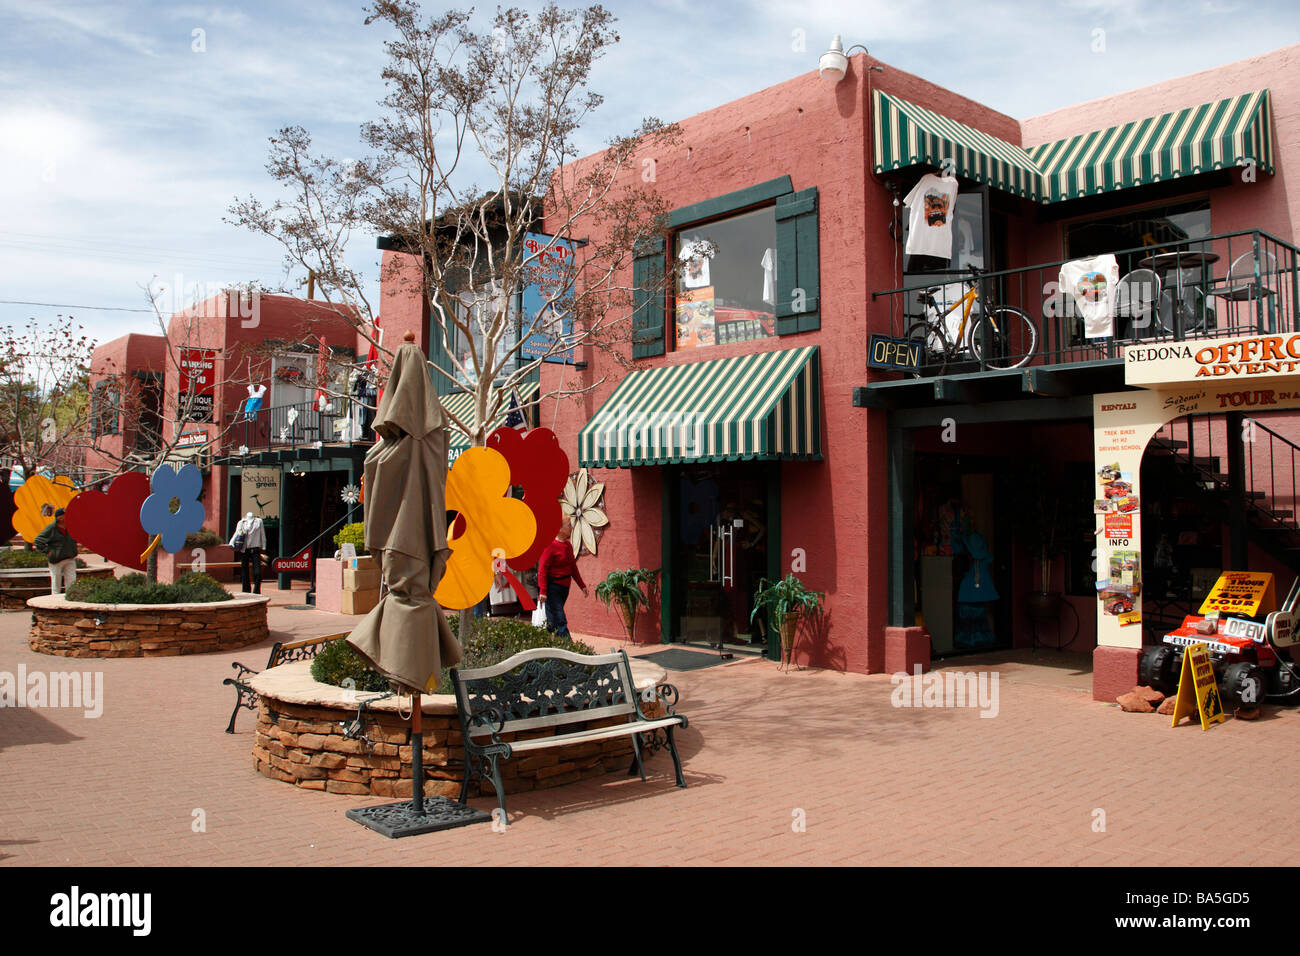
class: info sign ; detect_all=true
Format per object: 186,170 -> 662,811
178,348 -> 218,423
1198,571 -> 1276,618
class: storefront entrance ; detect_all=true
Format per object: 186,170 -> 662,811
670,462 -> 771,652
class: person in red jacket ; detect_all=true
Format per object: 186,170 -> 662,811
538,521 -> 588,638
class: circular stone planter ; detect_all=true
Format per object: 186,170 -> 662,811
27,593 -> 270,658
249,659 -> 670,799
0,564 -> 115,611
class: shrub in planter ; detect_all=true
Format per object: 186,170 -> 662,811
185,528 -> 222,549
333,522 -> 367,555
0,549 -> 87,570
65,571 -> 234,605
311,617 -> 595,692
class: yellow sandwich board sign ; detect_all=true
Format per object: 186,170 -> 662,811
1199,571 -> 1276,618
1170,643 -> 1228,730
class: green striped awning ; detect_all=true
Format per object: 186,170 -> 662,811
1028,90 -> 1274,203
578,346 -> 821,468
872,89 -> 1045,201
444,381 -> 539,455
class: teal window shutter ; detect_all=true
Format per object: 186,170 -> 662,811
632,238 -> 666,358
775,187 -> 820,334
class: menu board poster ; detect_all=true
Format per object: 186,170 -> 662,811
675,287 -> 715,350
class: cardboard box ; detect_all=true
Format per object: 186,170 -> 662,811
341,588 -> 380,616
343,568 -> 381,591
349,555 -> 377,571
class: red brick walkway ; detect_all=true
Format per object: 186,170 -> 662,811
4,595 -> 1300,866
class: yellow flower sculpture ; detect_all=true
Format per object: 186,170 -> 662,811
435,447 -> 537,610
561,468 -> 608,557
12,475 -> 78,543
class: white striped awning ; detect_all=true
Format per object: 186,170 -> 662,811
578,346 -> 821,468
1027,90 -> 1274,203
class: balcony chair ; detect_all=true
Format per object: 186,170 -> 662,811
1209,250 -> 1279,334
1114,268 -> 1162,342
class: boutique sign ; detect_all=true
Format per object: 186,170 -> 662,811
1125,335 -> 1300,386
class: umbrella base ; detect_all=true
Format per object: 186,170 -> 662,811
346,796 -> 491,839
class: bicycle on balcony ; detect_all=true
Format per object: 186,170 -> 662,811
904,267 -> 1039,375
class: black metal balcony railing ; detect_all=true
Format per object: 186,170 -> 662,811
871,229 -> 1300,374
223,400 -> 374,454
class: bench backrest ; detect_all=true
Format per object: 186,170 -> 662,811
451,647 -> 638,739
268,632 -> 347,668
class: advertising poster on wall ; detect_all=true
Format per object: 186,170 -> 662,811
519,232 -> 575,364
178,348 -> 218,423
675,286 -> 715,350
241,468 -> 281,520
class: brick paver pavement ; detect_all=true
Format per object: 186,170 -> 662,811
5,589 -> 1300,866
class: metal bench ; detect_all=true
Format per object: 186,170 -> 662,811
223,632 -> 345,733
450,647 -> 688,822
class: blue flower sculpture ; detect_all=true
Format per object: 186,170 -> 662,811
139,463 -> 206,554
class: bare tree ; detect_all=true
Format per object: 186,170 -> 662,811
228,1 -> 683,449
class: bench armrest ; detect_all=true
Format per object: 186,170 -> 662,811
465,705 -> 508,750
228,661 -> 258,683
635,682 -> 683,721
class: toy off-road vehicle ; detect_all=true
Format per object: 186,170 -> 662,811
1139,573 -> 1300,708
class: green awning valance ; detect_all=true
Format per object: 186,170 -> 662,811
444,380 -> 539,454
578,346 -> 821,468
872,89 -> 1045,201
1027,90 -> 1275,203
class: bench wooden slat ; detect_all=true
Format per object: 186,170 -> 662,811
493,716 -> 686,753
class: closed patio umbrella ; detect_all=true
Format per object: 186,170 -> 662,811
345,332 -> 484,837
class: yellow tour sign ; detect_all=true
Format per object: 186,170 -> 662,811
1198,571 -> 1276,618
1170,643 -> 1228,730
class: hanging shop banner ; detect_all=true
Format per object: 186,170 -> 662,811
868,334 -> 921,372
241,467 -> 281,520
1125,335 -> 1300,387
1169,643 -> 1228,730
1199,571 -> 1276,618
272,546 -> 313,573
178,348 -> 218,422
519,233 -> 575,364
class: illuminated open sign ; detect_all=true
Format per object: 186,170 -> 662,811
868,334 -> 921,372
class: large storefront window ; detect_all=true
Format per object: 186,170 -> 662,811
453,286 -> 521,382
674,206 -> 777,350
1064,198 -> 1211,274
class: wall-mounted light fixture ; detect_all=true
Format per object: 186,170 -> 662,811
818,35 -> 872,84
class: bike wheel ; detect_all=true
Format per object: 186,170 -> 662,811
969,308 -> 1038,370
903,321 -> 948,378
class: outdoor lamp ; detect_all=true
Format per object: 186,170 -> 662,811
819,35 -> 871,84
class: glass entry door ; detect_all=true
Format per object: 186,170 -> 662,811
676,463 -> 768,650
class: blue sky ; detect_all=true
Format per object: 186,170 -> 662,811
1,0 -> 1297,346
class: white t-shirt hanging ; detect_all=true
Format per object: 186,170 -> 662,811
760,248 -> 776,305
1060,254 -> 1120,339
679,240 -> 711,290
903,173 -> 959,260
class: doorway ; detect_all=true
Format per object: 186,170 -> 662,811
672,462 -> 769,652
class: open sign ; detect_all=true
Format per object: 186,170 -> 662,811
868,334 -> 921,372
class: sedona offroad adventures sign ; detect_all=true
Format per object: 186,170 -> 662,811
1125,335 -> 1300,386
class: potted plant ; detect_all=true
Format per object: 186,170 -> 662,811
594,568 -> 661,643
750,573 -> 825,666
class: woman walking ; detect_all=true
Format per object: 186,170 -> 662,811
537,521 -> 587,638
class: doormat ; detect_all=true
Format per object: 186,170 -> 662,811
637,649 -> 732,672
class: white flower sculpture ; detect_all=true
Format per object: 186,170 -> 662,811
341,484 -> 361,505
561,468 -> 609,557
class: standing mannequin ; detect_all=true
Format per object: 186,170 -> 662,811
230,511 -> 267,594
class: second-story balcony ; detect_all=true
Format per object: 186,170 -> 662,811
863,229 -> 1300,407
221,399 -> 374,456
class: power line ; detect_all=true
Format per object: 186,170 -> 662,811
0,300 -> 156,313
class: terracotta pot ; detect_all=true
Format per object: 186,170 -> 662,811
1026,591 -> 1063,620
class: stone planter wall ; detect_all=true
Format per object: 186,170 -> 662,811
0,565 -> 115,611
27,594 -> 270,657
250,660 -> 668,799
